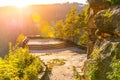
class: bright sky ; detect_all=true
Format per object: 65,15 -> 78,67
0,0 -> 87,7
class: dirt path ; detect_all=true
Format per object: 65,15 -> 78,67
28,39 -> 87,80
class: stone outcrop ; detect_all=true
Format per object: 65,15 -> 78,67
95,6 -> 120,37
87,0 -> 111,58
88,0 -> 110,12
85,40 -> 120,80
84,1 -> 120,80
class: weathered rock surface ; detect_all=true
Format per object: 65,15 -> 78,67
87,0 -> 110,57
85,39 -> 120,80
95,6 -> 120,37
88,0 -> 110,12
84,1 -> 120,80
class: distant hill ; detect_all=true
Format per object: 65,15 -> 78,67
28,2 -> 85,24
0,2 -> 85,57
0,2 -> 85,25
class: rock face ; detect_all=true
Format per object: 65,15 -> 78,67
95,6 -> 120,37
84,1 -> 120,80
87,0 -> 110,58
88,0 -> 110,11
85,39 -> 120,80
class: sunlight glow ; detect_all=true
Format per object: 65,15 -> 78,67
0,0 -> 87,7
0,1 -> 30,8
13,3 -> 28,8
13,4 -> 27,8
11,1 -> 31,8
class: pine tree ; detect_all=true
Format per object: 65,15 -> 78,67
64,6 -> 79,41
54,5 -> 88,46
54,20 -> 64,38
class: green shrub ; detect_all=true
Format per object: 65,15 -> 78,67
47,58 -> 66,66
23,57 -> 42,80
107,60 -> 120,80
107,47 -> 120,80
78,31 -> 88,46
0,45 -> 43,80
0,58 -> 19,80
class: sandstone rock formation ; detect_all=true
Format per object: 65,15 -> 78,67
87,0 -> 110,58
95,6 -> 120,37
84,1 -> 120,80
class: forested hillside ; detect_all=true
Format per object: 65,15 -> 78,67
28,2 -> 84,24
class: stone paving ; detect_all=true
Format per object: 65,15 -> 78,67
28,39 -> 87,80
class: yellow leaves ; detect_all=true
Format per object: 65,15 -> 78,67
74,29 -> 80,34
91,49 -> 100,60
0,58 -> 18,79
48,32 -> 54,37
16,34 -> 25,43
102,9 -> 112,18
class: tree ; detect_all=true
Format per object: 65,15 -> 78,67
63,6 -> 80,41
54,20 -> 64,38
53,5 -> 88,46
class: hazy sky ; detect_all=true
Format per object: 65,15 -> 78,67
0,0 -> 87,7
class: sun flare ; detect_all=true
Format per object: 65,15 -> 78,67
13,3 -> 29,8
0,0 -> 86,7
14,4 -> 26,8
0,1 -> 30,8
